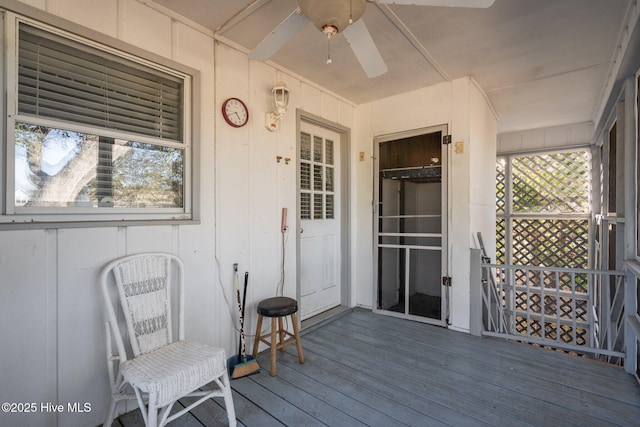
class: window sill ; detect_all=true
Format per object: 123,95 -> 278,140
0,217 -> 200,230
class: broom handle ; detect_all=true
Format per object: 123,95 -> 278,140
240,272 -> 249,358
234,269 -> 244,363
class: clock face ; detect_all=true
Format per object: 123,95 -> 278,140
222,98 -> 249,128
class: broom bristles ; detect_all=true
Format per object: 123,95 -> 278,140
230,358 -> 260,379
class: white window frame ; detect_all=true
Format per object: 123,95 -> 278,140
1,13 -> 196,227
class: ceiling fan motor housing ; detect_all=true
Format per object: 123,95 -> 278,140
299,0 -> 366,33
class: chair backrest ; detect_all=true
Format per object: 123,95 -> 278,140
100,253 -> 185,358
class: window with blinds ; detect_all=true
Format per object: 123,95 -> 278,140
7,20 -> 191,219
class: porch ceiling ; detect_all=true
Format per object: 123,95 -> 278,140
152,0 -> 633,135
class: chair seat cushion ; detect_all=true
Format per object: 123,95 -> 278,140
120,340 -> 226,407
257,296 -> 298,317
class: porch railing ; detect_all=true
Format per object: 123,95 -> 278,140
479,259 -> 626,362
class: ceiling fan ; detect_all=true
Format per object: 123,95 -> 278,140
249,0 -> 495,78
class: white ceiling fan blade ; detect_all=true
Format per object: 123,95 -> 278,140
374,0 -> 495,7
249,10 -> 309,61
342,20 -> 388,78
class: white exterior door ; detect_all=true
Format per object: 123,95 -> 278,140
299,121 -> 342,320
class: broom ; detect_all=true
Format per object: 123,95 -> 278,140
227,267 -> 260,379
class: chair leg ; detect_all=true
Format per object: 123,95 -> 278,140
221,370 -> 237,427
147,404 -> 158,427
270,317 -> 277,376
157,403 -> 174,427
252,314 -> 263,358
290,312 -> 305,364
132,387 -> 149,426
104,368 -> 131,426
103,396 -> 117,427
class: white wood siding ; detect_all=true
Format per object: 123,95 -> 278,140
0,1 -> 354,426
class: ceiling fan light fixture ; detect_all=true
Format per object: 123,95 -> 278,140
322,24 -> 338,37
323,25 -> 338,64
299,0 -> 366,33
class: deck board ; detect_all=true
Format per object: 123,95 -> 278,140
231,375 -> 326,427
306,323 -> 579,426
344,311 -> 640,400
117,309 -> 640,426
317,315 -> 624,426
278,341 -> 485,426
274,349 -> 446,427
336,312 -> 640,424
243,364 -> 372,427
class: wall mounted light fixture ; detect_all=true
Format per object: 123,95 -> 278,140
265,81 -> 290,132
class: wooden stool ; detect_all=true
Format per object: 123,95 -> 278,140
252,297 -> 304,376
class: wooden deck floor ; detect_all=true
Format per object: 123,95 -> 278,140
116,309 -> 640,426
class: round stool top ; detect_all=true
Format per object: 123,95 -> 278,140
257,296 -> 298,317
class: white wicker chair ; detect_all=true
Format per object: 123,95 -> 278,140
100,253 -> 236,427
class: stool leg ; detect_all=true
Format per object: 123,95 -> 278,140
278,317 -> 286,352
252,314 -> 263,358
290,312 -> 305,364
270,317 -> 277,376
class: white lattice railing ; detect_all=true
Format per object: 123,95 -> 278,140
480,261 -> 626,361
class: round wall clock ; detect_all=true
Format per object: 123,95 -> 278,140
222,97 -> 249,128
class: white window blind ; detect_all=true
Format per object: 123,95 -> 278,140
18,24 -> 182,141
